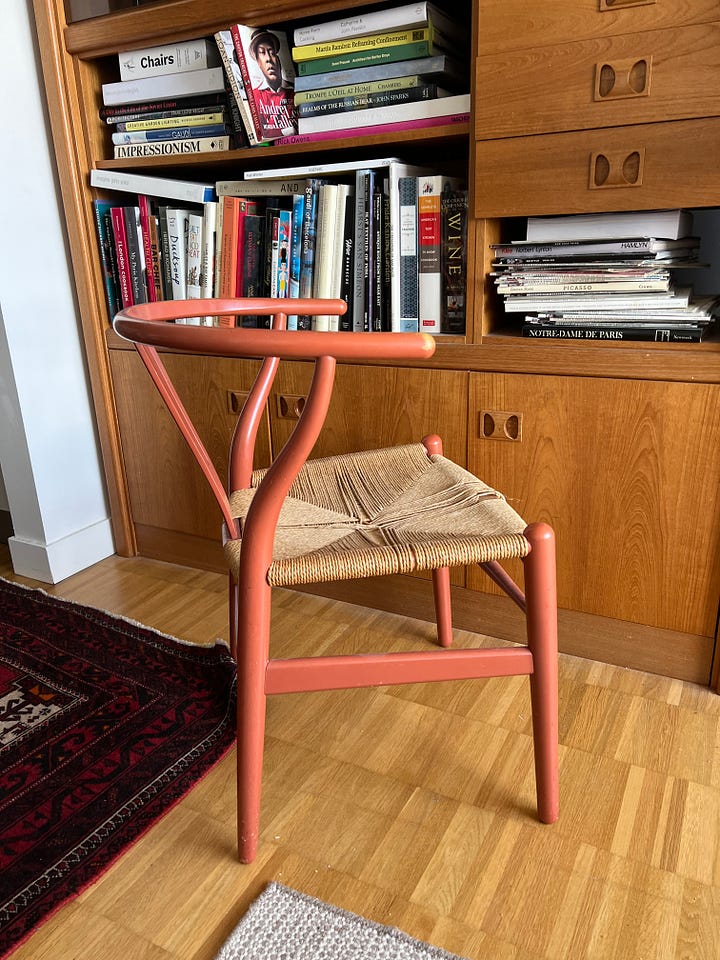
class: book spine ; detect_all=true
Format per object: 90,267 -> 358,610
166,208 -> 189,301
492,239 -> 668,258
286,192 -> 304,329
441,190 -> 467,334
218,196 -> 239,326
372,185 -> 384,331
521,324 -> 703,342
242,215 -> 264,299
297,83 -> 443,117
115,111 -> 225,130
89,168 -> 215,205
110,207 -> 134,309
292,54 -> 462,92
312,183 -> 339,331
276,209 -> 292,299
214,30 -> 265,147
157,207 -> 174,301
100,92 -> 227,120
102,66 -> 227,106
298,92 -> 469,133
296,40 -> 441,77
293,1 -> 435,45
496,280 -> 671,294
199,201 -> 217,303
112,123 -> 227,145
293,75 -> 422,104
339,188 -> 355,332
231,24 -> 298,141
137,195 -> 158,302
113,135 -> 230,158
297,180 -> 321,330
186,212 -> 203,298
92,200 -> 121,319
418,178 -> 443,333
122,205 -> 148,305
397,176 -> 418,332
352,170 -> 368,331
118,39 -> 219,81
292,26 -> 441,62
230,25 -> 264,143
363,171 -> 375,333
147,208 -> 165,301
272,111 -> 469,146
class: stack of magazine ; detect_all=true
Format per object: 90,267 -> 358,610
491,209 -> 719,343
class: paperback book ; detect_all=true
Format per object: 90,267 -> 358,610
118,38 -> 220,81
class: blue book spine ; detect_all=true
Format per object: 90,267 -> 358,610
111,124 -> 227,144
297,179 -> 322,330
287,191 -> 304,330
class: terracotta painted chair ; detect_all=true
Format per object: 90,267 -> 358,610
113,298 -> 559,863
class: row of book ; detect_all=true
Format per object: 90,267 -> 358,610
99,2 -> 470,157
91,159 -> 468,335
490,209 -> 719,343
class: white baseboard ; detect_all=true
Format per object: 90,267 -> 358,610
8,518 -> 115,583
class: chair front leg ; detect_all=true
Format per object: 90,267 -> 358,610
235,574 -> 273,863
432,567 -> 454,648
522,522 -> 559,825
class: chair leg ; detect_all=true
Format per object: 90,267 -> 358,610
522,522 -> 559,824
235,576 -> 272,863
432,567 -> 454,648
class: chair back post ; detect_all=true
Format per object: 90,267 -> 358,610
229,311 -> 288,492
238,354 -> 338,581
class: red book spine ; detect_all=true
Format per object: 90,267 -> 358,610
230,25 -> 263,142
110,206 -> 134,308
218,196 -> 239,326
137,195 -> 157,302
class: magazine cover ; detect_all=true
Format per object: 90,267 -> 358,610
233,25 -> 298,140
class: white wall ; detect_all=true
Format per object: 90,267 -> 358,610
0,0 -> 115,581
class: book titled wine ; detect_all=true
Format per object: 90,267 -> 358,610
418,174 -> 462,333
441,188 -> 467,334
118,39 -> 221,81
113,135 -> 230,158
230,24 -> 298,141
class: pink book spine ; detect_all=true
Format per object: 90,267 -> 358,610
230,25 -> 263,142
271,112 -> 469,147
137,195 -> 156,302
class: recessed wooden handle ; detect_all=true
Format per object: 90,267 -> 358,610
599,0 -> 656,10
589,148 -> 645,189
594,57 -> 651,100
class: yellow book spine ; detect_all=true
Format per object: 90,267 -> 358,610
122,111 -> 225,131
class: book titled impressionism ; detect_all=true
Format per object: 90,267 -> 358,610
230,24 -> 298,141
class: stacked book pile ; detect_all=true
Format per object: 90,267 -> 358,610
491,209 -> 719,342
90,160 -> 468,335
287,1 -> 470,143
101,38 -> 239,158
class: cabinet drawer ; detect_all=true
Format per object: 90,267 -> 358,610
474,117 -> 720,217
477,0 -> 719,54
475,22 -> 720,139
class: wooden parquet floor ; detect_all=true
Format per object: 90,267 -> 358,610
2,546 -> 719,959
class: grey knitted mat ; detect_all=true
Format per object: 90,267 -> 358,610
214,882 -> 469,960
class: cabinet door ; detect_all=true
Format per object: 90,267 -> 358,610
110,348 -> 271,563
468,372 -> 720,638
271,363 -> 468,465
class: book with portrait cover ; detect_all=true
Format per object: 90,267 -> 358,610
230,24 -> 298,141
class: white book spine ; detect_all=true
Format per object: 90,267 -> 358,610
216,179 -> 307,196
89,169 -> 214,204
293,2 -> 461,46
199,202 -> 217,303
166,209 -> 189,303
311,183 -> 339,331
113,135 -> 230,159
119,39 -> 219,81
102,66 -> 226,106
244,155 -> 401,181
297,93 -> 470,134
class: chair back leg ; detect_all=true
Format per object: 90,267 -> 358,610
522,522 -> 559,824
235,576 -> 273,862
432,567 -> 454,648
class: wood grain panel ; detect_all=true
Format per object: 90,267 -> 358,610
467,373 -> 720,638
475,23 -> 720,139
477,0 -> 719,54
270,363 -> 469,466
110,349 -> 270,539
474,118 -> 720,217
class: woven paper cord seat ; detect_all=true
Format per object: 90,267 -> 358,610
225,444 -> 530,586
113,298 -> 559,866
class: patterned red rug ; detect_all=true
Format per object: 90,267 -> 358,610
0,576 -> 236,958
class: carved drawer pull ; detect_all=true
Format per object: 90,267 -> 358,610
595,57 -> 651,100
589,148 -> 645,189
599,0 -> 656,10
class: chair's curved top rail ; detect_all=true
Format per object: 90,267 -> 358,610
113,299 -> 436,363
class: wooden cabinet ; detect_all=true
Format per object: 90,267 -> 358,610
31,0 -> 720,685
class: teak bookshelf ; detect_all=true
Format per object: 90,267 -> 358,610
34,0 -> 720,688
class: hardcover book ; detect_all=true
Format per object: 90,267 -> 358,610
118,39 -> 221,81
99,92 -> 227,121
291,26 -> 450,62
297,92 -> 470,134
293,54 -> 466,92
296,83 -> 448,117
115,111 -> 226,131
113,135 -> 230,158
89,169 -> 215,205
92,200 -> 122,318
296,39 -> 450,77
231,24 -> 298,141
440,188 -> 467,334
102,67 -> 227,106
293,2 -> 465,48
525,209 -> 694,243
214,30 -> 266,147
